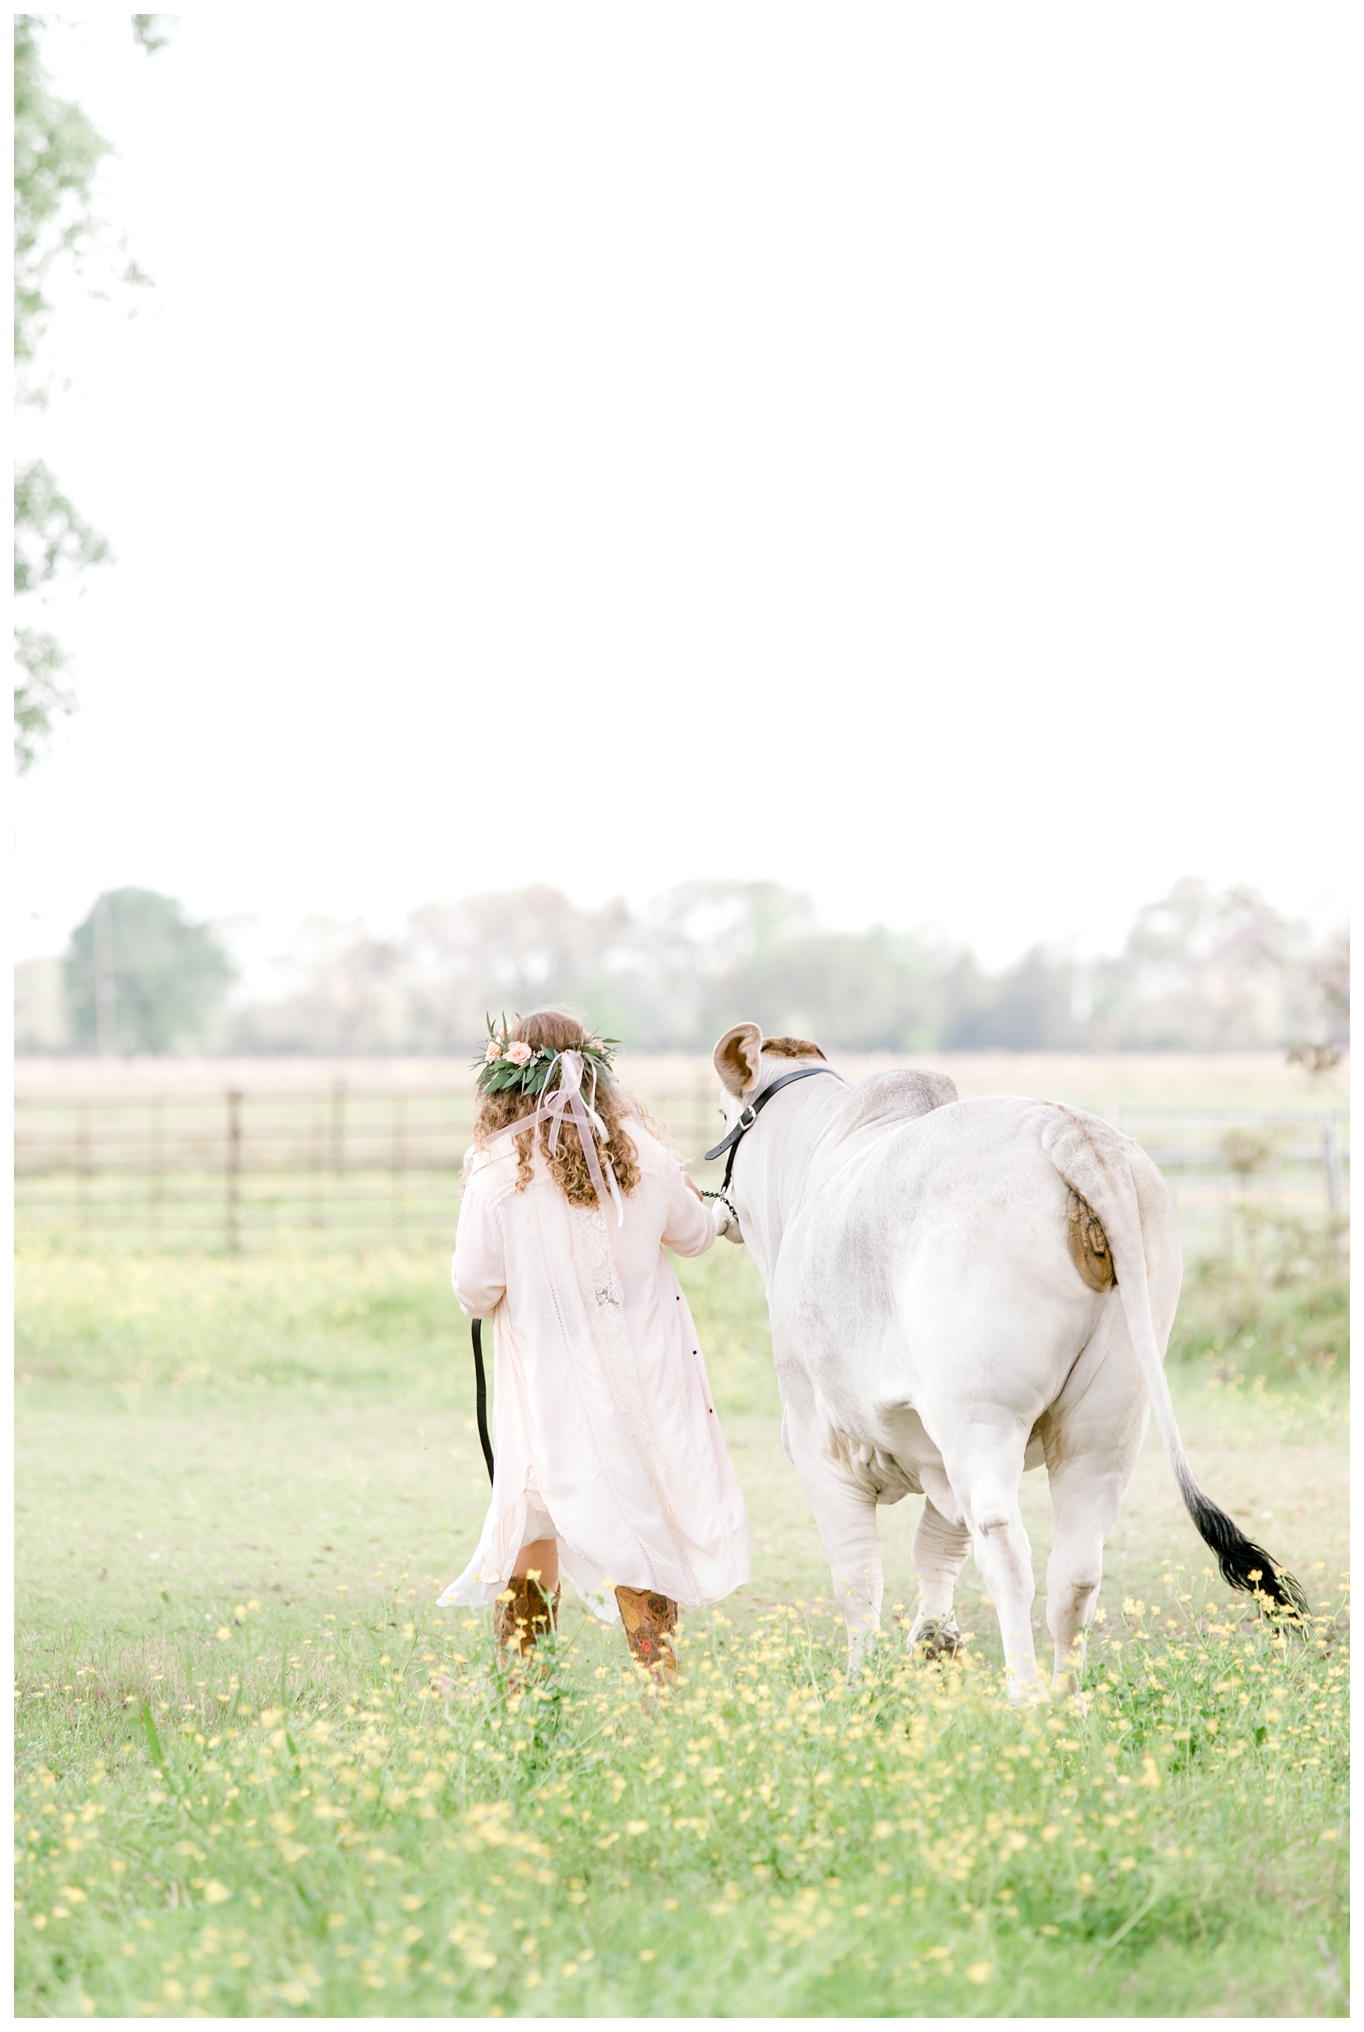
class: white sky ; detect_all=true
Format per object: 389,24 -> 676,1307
13,4 -> 1356,983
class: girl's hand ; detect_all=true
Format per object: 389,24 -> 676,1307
713,1200 -> 743,1243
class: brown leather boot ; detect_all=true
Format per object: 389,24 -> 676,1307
494,1574 -> 559,1663
615,1586 -> 678,1683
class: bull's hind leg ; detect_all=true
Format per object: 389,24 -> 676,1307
906,1500 -> 971,1661
1041,1301 -> 1148,1696
935,1427 -> 1043,1702
1043,1469 -> 1119,1700
1043,1442 -> 1146,1696
784,1413 -> 883,1673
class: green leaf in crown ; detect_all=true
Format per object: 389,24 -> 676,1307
473,1013 -> 620,1096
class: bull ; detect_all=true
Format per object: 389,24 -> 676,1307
707,1023 -> 1304,1700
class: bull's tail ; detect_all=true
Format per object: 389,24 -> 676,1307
1039,1106 -> 1306,1618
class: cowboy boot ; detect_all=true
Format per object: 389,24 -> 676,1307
494,1574 -> 560,1667
615,1586 -> 679,1684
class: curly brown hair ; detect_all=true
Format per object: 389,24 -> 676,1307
472,1009 -> 643,1203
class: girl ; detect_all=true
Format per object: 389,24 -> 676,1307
437,1009 -> 750,1680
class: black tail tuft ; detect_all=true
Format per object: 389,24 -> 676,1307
1182,1479 -> 1308,1616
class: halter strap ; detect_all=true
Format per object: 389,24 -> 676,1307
702,1064 -> 845,1209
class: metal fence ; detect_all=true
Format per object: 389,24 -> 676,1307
13,1086 -> 1348,1256
13,1083 -> 722,1252
1106,1106 -> 1348,1255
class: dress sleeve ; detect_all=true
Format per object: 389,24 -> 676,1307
659,1158 -> 718,1258
451,1166 -> 508,1316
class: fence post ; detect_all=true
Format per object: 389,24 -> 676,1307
226,1089 -> 242,1253
1321,1115 -> 1341,1217
695,1076 -> 713,1167
78,1099 -> 92,1243
93,893 -> 118,1057
392,1092 -> 407,1238
329,1081 -> 346,1175
308,1094 -> 322,1230
149,1097 -> 164,1247
327,1081 -> 346,1242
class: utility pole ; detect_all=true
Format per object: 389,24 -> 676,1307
93,893 -> 117,1056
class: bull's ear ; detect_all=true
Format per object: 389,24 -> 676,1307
713,1023 -> 764,1097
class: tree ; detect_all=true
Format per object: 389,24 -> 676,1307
65,889 -> 235,1054
945,942 -> 1086,1050
13,458 -> 110,769
1088,879 -> 1311,1051
405,887 -> 633,1051
215,876 -> 1348,1056
131,17 -> 177,56
13,15 -> 169,770
228,917 -> 414,1055
1286,928 -> 1350,1076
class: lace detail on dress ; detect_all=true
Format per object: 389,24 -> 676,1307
567,1204 -> 702,1601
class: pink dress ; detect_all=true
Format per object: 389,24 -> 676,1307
437,1118 -> 751,1621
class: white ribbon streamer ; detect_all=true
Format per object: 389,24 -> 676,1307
482,1048 -> 625,1227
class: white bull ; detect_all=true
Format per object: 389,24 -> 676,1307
708,1024 -> 1304,1699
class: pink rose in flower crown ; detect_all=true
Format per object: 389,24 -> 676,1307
484,1041 -> 504,1064
504,1039 -> 534,1065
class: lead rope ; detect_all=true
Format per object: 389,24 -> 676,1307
471,1318 -> 494,1483
700,1137 -> 743,1227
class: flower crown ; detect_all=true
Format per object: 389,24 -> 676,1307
473,1014 -> 619,1097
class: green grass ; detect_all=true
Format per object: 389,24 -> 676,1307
1170,1210 -> 1349,1385
14,1243 -> 1349,2017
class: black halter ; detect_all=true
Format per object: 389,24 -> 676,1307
701,1065 -> 845,1221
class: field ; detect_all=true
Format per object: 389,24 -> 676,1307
14,1224 -> 1348,2018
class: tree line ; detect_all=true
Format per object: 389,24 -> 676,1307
14,877 -> 1349,1062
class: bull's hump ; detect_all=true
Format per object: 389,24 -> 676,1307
837,1068 -> 959,1139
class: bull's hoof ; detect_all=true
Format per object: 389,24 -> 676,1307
907,1614 -> 961,1664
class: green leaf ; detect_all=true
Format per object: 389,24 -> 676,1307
141,1702 -> 168,1774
